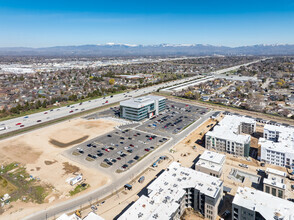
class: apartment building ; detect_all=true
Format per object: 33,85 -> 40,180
232,187 -> 294,220
195,150 -> 226,178
120,95 -> 166,121
205,115 -> 255,157
263,168 -> 286,199
118,162 -> 223,220
260,124 -> 294,168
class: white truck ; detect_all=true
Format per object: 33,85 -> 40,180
70,174 -> 83,186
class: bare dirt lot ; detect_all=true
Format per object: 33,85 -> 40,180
0,118 -> 120,220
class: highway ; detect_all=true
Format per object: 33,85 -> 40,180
0,60 -> 262,219
24,110 -> 217,220
0,59 -> 263,136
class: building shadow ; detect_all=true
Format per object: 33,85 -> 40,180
115,169 -> 166,219
191,154 -> 201,169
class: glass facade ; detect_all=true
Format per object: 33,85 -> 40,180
120,97 -> 166,121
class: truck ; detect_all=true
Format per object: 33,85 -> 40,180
70,174 -> 83,186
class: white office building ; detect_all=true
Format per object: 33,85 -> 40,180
120,95 -> 166,121
260,124 -> 294,168
232,187 -> 294,220
118,162 -> 223,220
195,150 -> 226,178
205,115 -> 255,157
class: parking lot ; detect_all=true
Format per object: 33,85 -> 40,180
66,99 -> 209,174
136,100 -> 208,137
68,127 -> 169,172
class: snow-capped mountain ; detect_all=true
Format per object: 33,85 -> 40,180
0,43 -> 293,56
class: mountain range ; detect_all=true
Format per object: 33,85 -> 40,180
0,43 -> 294,56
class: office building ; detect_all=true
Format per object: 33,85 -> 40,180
263,168 -> 286,199
205,115 -> 255,157
260,124 -> 294,168
195,150 -> 226,178
232,187 -> 294,220
118,162 -> 223,220
120,95 -> 166,121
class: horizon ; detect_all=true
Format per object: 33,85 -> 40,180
1,42 -> 294,49
0,0 -> 294,47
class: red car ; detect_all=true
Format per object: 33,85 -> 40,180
144,148 -> 150,152
44,112 -> 48,114
105,100 -> 108,103
105,149 -> 110,152
129,144 -> 134,147
20,125 -> 25,127
16,123 -> 22,126
69,110 -> 73,113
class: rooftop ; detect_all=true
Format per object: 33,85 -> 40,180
118,162 -> 223,220
266,168 -> 286,177
233,187 -> 294,219
196,151 -> 226,173
206,115 -> 253,143
120,95 -> 166,109
199,150 -> 226,165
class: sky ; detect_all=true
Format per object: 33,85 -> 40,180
0,0 -> 294,47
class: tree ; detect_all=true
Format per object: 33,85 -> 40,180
109,78 -> 115,85
42,100 -> 47,108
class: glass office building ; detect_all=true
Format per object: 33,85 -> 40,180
120,95 -> 166,121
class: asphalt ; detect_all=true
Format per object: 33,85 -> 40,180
11,61 -> 264,219
24,110 -> 216,220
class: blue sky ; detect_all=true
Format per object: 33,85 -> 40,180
0,0 -> 294,47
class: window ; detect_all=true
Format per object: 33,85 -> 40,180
272,188 -> 276,196
278,190 -> 283,198
265,186 -> 270,193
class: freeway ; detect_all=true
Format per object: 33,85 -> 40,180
0,59 -> 264,136
24,110 -> 217,220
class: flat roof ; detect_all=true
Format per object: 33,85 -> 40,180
259,138 -> 294,155
196,151 -> 225,173
83,212 -> 105,220
266,168 -> 286,177
199,150 -> 226,164
118,162 -> 223,220
264,168 -> 286,190
206,115 -> 254,144
120,95 -> 166,109
233,187 -> 294,219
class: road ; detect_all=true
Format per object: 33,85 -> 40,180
24,110 -> 216,220
0,59 -> 264,136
